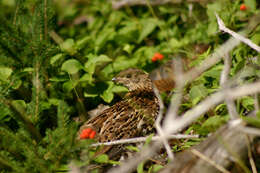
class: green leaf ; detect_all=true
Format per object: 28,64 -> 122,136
148,164 -> 164,173
189,84 -> 208,105
207,21 -> 218,36
169,38 -> 183,49
108,160 -> 120,165
241,97 -> 254,110
55,164 -> 69,172
84,92 -> 98,98
144,134 -> 154,147
0,104 -> 11,122
95,28 -> 115,50
251,33 -> 260,45
233,59 -> 245,74
111,85 -> 128,93
214,104 -> 228,116
116,21 -> 138,43
60,39 -> 77,55
75,36 -> 90,50
100,81 -> 114,103
257,110 -> 260,119
50,53 -> 64,65
79,73 -> 94,84
203,65 -> 222,79
84,54 -> 112,75
101,90 -> 114,103
138,18 -> 158,43
125,145 -> 140,152
2,0 -> 15,6
93,154 -> 109,164
63,80 -> 78,93
48,99 -> 60,106
0,67 -> 12,82
23,67 -> 34,72
201,115 -> 229,133
207,3 -> 222,20
123,44 -> 134,54
11,100 -> 26,114
12,80 -> 22,89
242,116 -> 260,128
137,161 -> 144,173
49,76 -> 68,82
112,56 -> 138,72
245,0 -> 256,11
61,59 -> 83,74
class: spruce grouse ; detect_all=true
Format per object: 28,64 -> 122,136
78,68 -> 159,155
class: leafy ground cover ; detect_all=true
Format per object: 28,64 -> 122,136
0,0 -> 259,172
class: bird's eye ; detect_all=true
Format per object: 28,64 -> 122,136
126,74 -> 131,78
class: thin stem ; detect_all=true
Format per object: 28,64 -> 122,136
245,135 -> 257,173
190,149 -> 231,173
34,60 -> 40,122
44,0 -> 48,40
154,87 -> 174,160
216,13 -> 260,53
91,134 -> 198,146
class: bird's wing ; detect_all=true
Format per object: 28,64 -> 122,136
99,100 -> 142,142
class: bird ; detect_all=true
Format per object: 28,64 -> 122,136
78,68 -> 160,157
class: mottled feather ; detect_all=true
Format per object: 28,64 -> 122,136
78,69 -> 159,147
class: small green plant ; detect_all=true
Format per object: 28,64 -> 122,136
0,0 -> 259,172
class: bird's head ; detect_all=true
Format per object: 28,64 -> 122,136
112,68 -> 152,92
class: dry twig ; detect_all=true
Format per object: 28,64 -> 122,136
190,149 -> 230,173
91,134 -> 198,147
246,135 -> 257,173
108,12 -> 260,173
216,13 -> 260,53
154,86 -> 174,160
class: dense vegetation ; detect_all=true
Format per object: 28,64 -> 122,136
0,0 -> 259,172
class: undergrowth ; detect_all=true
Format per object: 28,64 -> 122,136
0,0 -> 259,172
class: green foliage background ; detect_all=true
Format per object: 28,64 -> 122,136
0,0 -> 259,172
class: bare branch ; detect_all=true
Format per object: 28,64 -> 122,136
182,36 -> 240,84
254,94 -> 259,112
108,13 -> 260,173
220,54 -> 231,86
160,124 -> 253,173
165,80 -> 260,134
109,80 -> 260,173
163,58 -> 185,136
216,13 -> 260,53
190,149 -> 231,173
220,54 -> 239,119
154,86 -> 174,160
246,135 -> 257,173
91,134 -> 198,147
238,126 -> 260,136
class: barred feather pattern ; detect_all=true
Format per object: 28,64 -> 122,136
78,69 -> 159,144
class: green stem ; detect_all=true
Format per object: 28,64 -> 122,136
44,0 -> 48,40
1,99 -> 42,142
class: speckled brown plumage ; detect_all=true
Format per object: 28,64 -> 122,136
79,68 -> 159,147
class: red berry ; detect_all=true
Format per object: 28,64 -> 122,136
89,130 -> 96,139
151,56 -> 158,62
80,128 -> 92,139
156,53 -> 164,60
240,4 -> 246,11
152,52 -> 164,62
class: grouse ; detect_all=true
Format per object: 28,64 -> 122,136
78,68 -> 159,155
